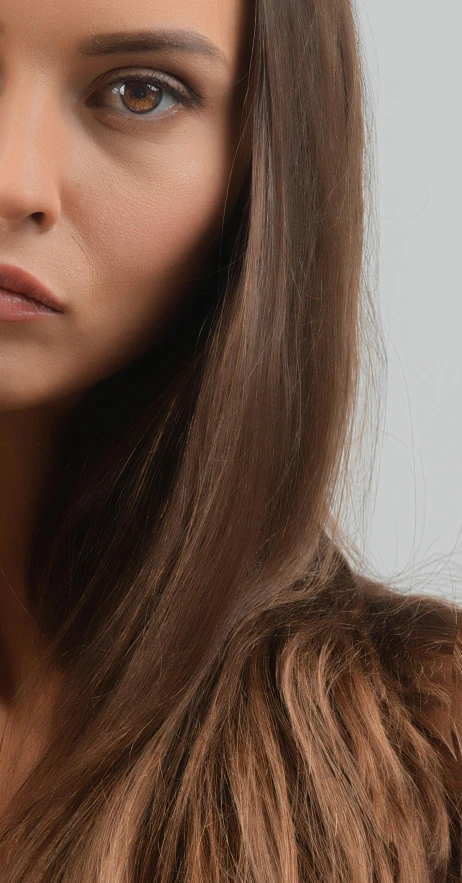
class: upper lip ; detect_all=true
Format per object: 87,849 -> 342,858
0,264 -> 64,312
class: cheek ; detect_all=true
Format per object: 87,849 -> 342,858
0,118 -> 240,411
101,153 -> 224,289
70,125 -> 235,380
89,99 -> 242,285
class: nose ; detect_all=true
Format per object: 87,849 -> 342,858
0,70 -> 62,232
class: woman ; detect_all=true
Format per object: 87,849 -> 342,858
0,0 -> 460,880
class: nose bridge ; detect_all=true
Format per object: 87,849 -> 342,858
0,63 -> 62,224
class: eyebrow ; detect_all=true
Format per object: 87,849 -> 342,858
77,28 -> 228,70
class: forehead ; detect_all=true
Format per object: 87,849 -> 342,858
0,0 -> 251,74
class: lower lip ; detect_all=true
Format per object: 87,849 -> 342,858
0,287 -> 60,321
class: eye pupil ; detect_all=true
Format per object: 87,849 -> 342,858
133,84 -> 147,100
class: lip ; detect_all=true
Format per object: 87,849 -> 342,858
0,264 -> 64,312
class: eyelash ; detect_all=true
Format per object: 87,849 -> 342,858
87,68 -> 200,125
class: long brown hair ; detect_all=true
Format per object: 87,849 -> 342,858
1,0 -> 461,879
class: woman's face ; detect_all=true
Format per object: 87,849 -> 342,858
0,0 -> 251,410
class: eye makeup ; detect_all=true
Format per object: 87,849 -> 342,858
86,67 -> 201,127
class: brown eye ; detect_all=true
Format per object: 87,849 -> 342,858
88,70 -> 198,123
119,78 -> 163,115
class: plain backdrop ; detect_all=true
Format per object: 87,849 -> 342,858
347,0 -> 462,601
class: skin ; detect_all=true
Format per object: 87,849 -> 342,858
0,0 -> 252,801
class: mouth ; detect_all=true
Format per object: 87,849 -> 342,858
0,264 -> 64,312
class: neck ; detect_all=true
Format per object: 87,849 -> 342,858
0,399 -> 78,704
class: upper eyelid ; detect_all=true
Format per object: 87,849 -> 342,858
85,65 -> 204,103
88,64 -> 195,94
91,69 -> 187,99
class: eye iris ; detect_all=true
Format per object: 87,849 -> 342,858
120,80 -> 161,114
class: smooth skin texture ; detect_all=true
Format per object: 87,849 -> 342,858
0,0 -> 251,808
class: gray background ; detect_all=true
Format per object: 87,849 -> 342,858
349,0 -> 462,601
